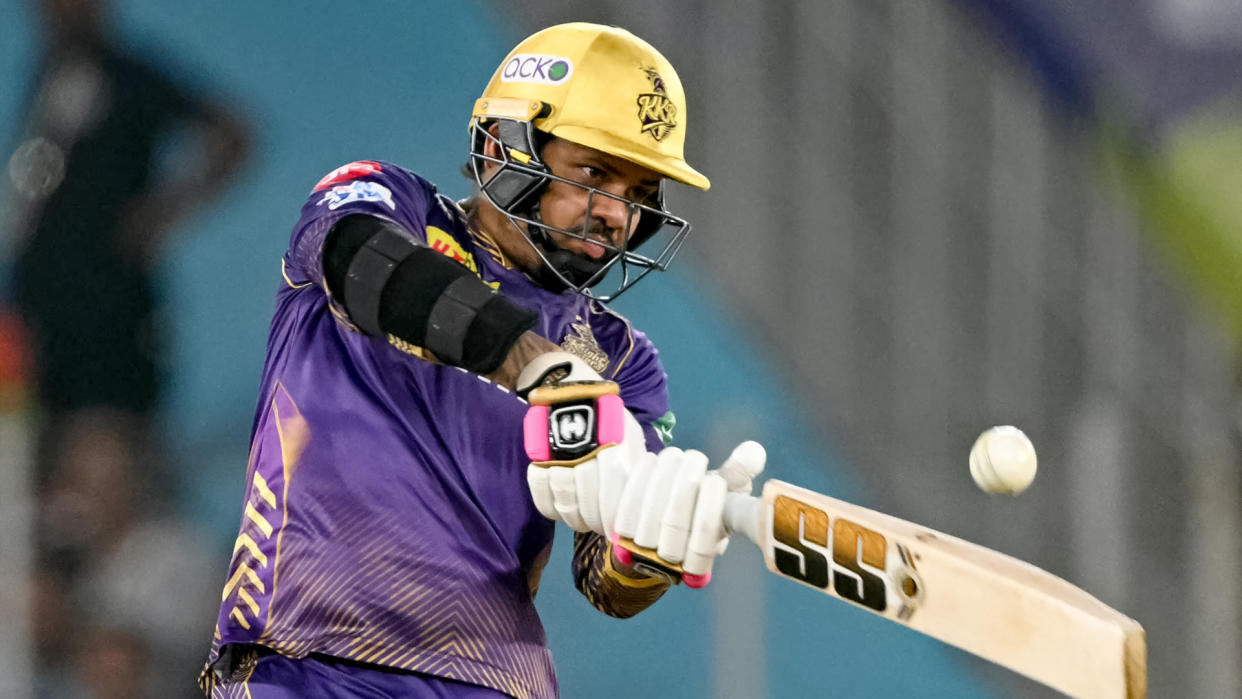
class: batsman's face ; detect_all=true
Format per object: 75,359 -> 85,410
534,138 -> 662,261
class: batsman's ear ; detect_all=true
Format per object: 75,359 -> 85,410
481,122 -> 504,159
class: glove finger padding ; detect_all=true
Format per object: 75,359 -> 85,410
549,465 -> 589,532
596,440 -> 631,539
703,440 -> 767,557
657,449 -> 708,563
683,472 -> 728,577
527,465 -> 558,520
574,458 -> 602,534
612,441 -> 768,588
634,448 -> 684,549
614,451 -> 657,541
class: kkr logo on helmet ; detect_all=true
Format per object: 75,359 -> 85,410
636,67 -> 677,142
501,53 -> 574,85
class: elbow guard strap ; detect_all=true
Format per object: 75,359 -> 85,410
325,214 -> 538,374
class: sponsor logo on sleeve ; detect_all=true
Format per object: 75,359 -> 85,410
313,161 -> 382,191
316,180 -> 396,211
426,226 -> 476,272
500,54 -> 573,85
426,226 -> 499,290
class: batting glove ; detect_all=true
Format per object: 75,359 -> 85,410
612,440 -> 767,588
520,352 -> 645,537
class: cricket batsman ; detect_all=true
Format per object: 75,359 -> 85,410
201,22 -> 765,698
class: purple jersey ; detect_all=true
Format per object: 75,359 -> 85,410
204,162 -> 669,699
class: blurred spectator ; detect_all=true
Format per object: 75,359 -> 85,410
4,0 -> 250,696
37,409 -> 217,698
73,628 -> 150,699
6,0 -> 249,479
28,559 -> 75,697
0,309 -> 31,411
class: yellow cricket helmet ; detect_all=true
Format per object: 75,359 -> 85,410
473,22 -> 709,191
467,23 -> 704,300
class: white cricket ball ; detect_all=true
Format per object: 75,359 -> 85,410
969,426 -> 1037,495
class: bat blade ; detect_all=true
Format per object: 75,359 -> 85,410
726,480 -> 1146,699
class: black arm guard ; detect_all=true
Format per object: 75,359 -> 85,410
322,214 -> 538,374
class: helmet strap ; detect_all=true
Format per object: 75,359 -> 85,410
526,204 -> 608,291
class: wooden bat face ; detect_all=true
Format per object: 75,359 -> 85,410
748,480 -> 1146,699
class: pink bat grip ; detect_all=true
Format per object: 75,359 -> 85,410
610,533 -> 634,566
595,394 -> 625,446
523,405 -> 551,461
682,572 -> 711,588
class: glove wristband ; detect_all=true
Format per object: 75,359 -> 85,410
524,383 -> 624,463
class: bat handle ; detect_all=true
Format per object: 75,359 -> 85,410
722,491 -> 762,547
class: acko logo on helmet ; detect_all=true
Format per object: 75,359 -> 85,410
636,67 -> 677,142
500,54 -> 574,85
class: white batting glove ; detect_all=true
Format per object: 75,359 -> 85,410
520,352 -> 646,536
612,440 -> 766,588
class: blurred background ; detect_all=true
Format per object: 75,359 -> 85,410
1,0 -> 1239,697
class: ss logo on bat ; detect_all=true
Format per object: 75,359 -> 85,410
770,496 -> 923,616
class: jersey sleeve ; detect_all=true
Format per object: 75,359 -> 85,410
282,161 -> 434,288
571,532 -> 670,618
609,326 -> 672,453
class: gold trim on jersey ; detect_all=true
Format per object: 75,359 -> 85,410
469,226 -> 511,267
561,316 -> 610,373
251,472 -> 277,509
257,383 -> 310,641
588,302 -> 635,380
281,258 -> 313,289
233,534 -> 269,567
237,587 -> 261,616
386,334 -> 438,362
245,503 -> 274,537
229,609 -> 251,631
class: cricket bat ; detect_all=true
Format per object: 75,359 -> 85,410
717,479 -> 1147,699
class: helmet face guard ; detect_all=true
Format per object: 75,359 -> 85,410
469,113 -> 691,302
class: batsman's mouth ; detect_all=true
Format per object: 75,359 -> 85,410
559,231 -> 618,260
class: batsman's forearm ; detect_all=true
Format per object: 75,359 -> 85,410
322,214 -> 541,374
483,330 -> 561,390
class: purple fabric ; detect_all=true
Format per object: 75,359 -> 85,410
206,162 -> 669,699
212,652 -> 508,699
